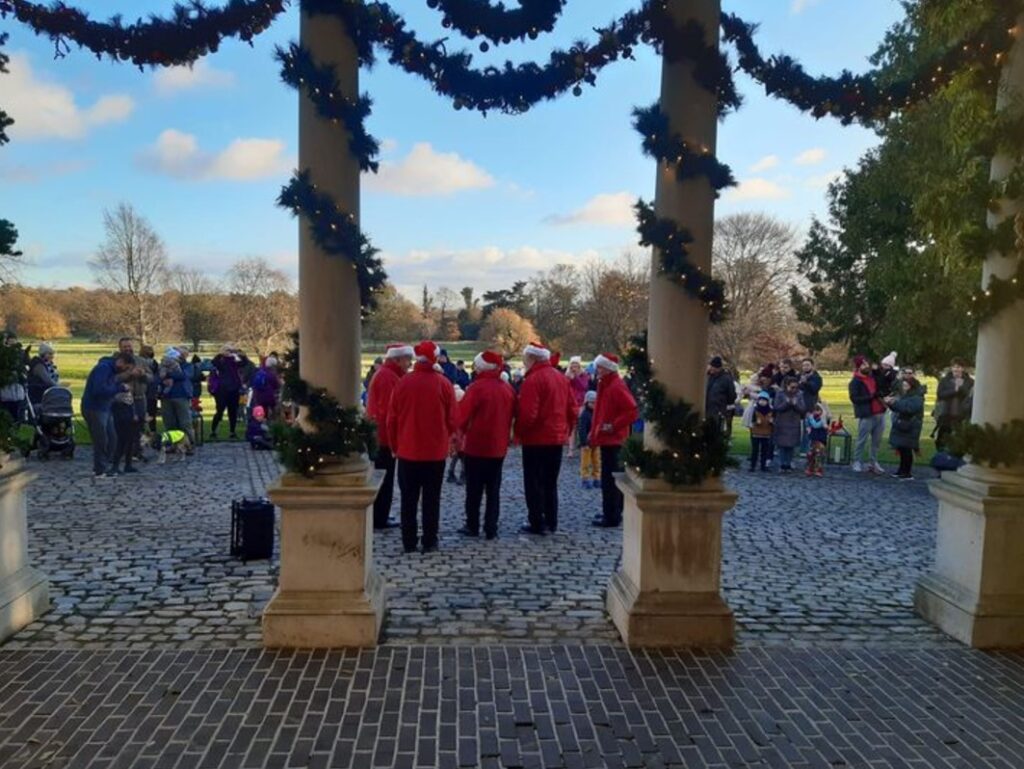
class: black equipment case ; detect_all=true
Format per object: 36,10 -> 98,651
231,497 -> 275,562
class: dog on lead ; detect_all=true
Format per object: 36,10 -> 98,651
156,430 -> 192,463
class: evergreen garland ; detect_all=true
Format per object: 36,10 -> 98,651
276,170 -> 387,315
720,9 -> 1018,127
272,333 -> 378,477
0,32 -> 11,146
633,104 -> 736,194
948,420 -> 1024,469
426,0 -> 565,49
966,258 -> 1024,324
276,42 -> 381,173
620,332 -> 736,486
0,343 -> 27,462
635,200 -> 727,324
0,0 -> 286,68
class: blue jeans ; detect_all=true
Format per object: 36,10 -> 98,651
82,408 -> 116,475
777,446 -> 795,470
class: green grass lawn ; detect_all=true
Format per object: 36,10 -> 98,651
14,340 -> 939,467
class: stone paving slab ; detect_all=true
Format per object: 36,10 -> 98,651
7,444 -> 952,648
0,645 -> 1022,769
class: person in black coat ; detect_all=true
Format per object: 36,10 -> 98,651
934,358 -> 974,450
798,358 -> 824,454
705,356 -> 737,431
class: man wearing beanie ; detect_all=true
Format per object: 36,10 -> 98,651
515,342 -> 577,535
367,343 -> 414,530
849,354 -> 887,473
705,355 -> 737,431
457,350 -> 516,540
387,341 -> 457,553
589,353 -> 638,528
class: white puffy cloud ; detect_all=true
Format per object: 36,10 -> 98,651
795,148 -> 828,166
725,178 -> 792,202
749,155 -> 781,173
791,0 -> 822,13
0,52 -> 134,140
0,159 -> 88,183
153,60 -> 235,94
545,192 -> 635,227
138,129 -> 292,181
365,142 -> 495,196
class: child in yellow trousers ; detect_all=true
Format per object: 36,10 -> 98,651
578,391 -> 601,488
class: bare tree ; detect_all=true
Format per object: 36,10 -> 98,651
710,213 -> 800,369
89,203 -> 169,343
530,264 -> 579,348
432,286 -> 460,328
574,253 -> 649,355
226,257 -> 297,356
167,265 -> 230,350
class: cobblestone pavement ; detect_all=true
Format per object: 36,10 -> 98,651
6,444 -> 949,648
2,645 -> 1023,769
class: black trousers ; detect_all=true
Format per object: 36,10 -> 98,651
211,389 -> 240,435
112,403 -> 139,471
897,447 -> 914,477
464,455 -> 504,536
398,459 -> 444,551
522,445 -> 563,532
750,436 -> 771,469
600,445 -> 624,525
373,447 -> 397,528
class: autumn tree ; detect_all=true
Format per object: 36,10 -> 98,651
530,264 -> 579,349
480,308 -> 537,356
89,203 -> 169,343
363,284 -> 430,342
168,266 -> 230,350
226,257 -> 297,356
573,253 -> 649,355
0,288 -> 69,338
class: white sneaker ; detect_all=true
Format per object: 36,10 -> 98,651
852,461 -> 864,473
872,462 -> 885,474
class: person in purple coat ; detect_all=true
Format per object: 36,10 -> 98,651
250,354 -> 281,416
210,345 -> 249,440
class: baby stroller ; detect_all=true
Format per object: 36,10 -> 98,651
26,386 -> 76,460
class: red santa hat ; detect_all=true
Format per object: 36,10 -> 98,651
594,352 -> 620,372
385,343 -> 414,360
474,350 -> 504,372
522,341 -> 551,360
414,340 -> 441,366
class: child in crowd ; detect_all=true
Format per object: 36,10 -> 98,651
805,403 -> 829,477
749,392 -> 774,472
246,405 -> 274,451
578,390 -> 601,488
447,386 -> 466,485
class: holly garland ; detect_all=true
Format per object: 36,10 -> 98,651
949,420 -> 1024,469
0,0 -> 286,68
635,200 -> 727,324
620,332 -> 736,486
276,43 -> 380,173
720,9 -> 1018,127
633,104 -> 736,194
277,170 -> 387,315
272,333 -> 378,477
426,0 -> 566,49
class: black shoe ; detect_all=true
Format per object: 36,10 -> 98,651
374,520 -> 400,530
403,544 -> 418,554
484,532 -> 497,541
122,466 -> 139,474
457,526 -> 479,537
228,433 -> 238,441
519,525 -> 545,536
446,475 -> 456,484
421,543 -> 439,554
591,516 -> 620,528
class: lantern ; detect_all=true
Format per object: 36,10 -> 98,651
827,417 -> 852,465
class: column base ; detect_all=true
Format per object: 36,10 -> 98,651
915,464 -> 1024,649
263,569 -> 385,648
0,565 -> 50,643
607,569 -> 733,648
607,471 -> 736,649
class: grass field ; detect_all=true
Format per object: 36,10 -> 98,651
11,339 -> 939,467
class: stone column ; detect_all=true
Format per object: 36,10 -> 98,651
607,0 -> 737,648
0,460 -> 50,642
262,8 -> 385,648
915,18 -> 1024,648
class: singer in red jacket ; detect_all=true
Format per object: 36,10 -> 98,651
366,343 -> 413,530
515,342 -> 577,534
456,350 -> 516,540
589,353 -> 639,528
387,341 -> 457,554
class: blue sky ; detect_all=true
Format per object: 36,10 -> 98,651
0,0 -> 904,298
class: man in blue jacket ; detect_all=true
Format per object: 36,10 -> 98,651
159,347 -> 196,451
81,355 -> 128,477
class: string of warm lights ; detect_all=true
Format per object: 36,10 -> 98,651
0,0 -> 286,67
633,104 -> 736,193
276,42 -> 381,173
425,0 -> 565,49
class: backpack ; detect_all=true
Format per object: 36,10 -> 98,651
208,371 -> 221,396
251,368 -> 270,391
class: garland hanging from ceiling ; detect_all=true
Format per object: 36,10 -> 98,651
0,0 -> 286,67
426,0 -> 565,49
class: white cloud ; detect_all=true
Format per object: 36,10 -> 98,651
725,178 -> 792,202
153,60 -> 235,94
795,148 -> 828,166
0,52 -> 134,140
0,159 -> 89,183
365,142 -> 495,196
791,0 -> 822,13
749,155 -> 781,173
545,192 -> 635,227
138,129 -> 292,181
805,170 -> 844,189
